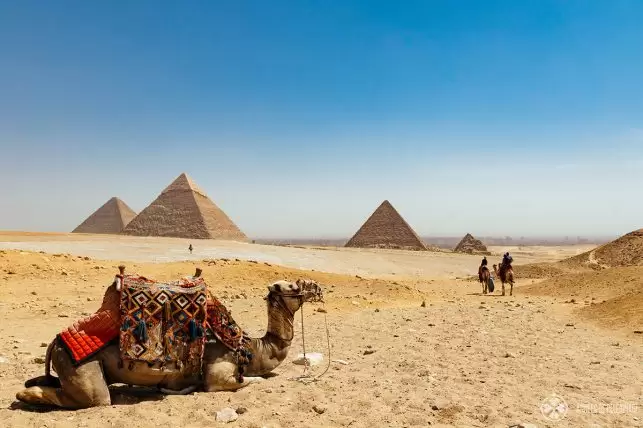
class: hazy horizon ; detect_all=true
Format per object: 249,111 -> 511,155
1,2 -> 642,239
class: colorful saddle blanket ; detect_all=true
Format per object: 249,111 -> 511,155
57,272 -> 252,378
119,275 -> 208,373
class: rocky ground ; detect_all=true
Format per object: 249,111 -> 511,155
0,237 -> 640,427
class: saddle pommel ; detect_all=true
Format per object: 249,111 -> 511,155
118,265 -> 126,276
194,267 -> 202,278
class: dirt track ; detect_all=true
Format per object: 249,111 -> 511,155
0,236 -> 640,427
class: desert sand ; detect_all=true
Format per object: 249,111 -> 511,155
0,233 -> 640,427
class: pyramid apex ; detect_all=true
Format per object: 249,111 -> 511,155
161,173 -> 207,196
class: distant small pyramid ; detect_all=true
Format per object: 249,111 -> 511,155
454,233 -> 489,254
72,197 -> 137,234
122,173 -> 247,241
345,200 -> 426,250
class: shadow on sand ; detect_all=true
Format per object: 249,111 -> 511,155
9,385 -> 166,413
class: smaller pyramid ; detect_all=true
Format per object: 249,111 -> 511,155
122,173 -> 247,241
345,200 -> 426,250
72,197 -> 137,234
454,233 -> 489,254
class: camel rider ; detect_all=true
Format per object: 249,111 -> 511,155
500,253 -> 513,275
478,256 -> 488,282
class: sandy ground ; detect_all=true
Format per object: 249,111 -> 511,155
0,234 -> 640,428
0,232 -> 594,279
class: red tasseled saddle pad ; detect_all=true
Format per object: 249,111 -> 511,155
58,292 -> 121,365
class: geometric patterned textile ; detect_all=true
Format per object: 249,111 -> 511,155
205,294 -> 253,382
119,275 -> 208,374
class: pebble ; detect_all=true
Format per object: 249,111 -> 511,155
32,356 -> 46,364
215,407 -> 238,423
236,406 -> 248,415
312,404 -> 327,414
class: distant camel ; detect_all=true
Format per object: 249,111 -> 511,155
493,263 -> 515,296
478,266 -> 491,294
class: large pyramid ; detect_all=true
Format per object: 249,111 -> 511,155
122,173 -> 247,241
454,233 -> 490,254
345,200 -> 426,250
72,197 -> 137,234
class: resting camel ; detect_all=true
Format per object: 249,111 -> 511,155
478,265 -> 491,294
493,263 -> 515,296
16,269 -> 323,409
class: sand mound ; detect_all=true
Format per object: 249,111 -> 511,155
562,229 -> 643,268
522,265 -> 643,333
453,233 -> 489,254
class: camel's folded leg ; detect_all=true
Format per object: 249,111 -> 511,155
206,376 -> 263,392
16,386 -> 84,408
204,361 -> 263,392
24,375 -> 61,388
17,343 -> 111,409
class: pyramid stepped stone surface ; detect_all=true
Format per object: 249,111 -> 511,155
122,173 -> 247,241
72,197 -> 137,234
345,200 -> 427,250
454,233 -> 490,254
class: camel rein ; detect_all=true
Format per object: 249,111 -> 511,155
283,295 -> 331,384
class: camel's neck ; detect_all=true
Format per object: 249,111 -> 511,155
247,299 -> 297,375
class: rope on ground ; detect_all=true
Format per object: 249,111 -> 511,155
288,301 -> 331,384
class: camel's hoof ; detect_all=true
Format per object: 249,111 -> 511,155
16,387 -> 44,405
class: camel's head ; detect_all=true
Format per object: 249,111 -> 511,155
295,278 -> 324,303
266,279 -> 324,314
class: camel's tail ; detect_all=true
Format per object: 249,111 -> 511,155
24,339 -> 60,388
45,339 -> 54,380
507,270 -> 515,284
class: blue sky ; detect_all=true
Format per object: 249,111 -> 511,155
1,1 -> 642,239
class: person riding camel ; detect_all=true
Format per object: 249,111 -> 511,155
500,252 -> 513,277
478,256 -> 489,282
